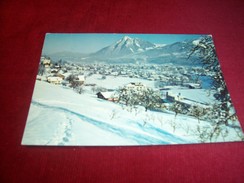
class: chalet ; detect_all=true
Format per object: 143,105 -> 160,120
54,65 -> 61,69
75,75 -> 85,85
41,57 -> 51,68
111,72 -> 119,76
160,85 -> 186,90
125,82 -> 147,91
120,71 -> 127,75
183,83 -> 201,89
178,98 -> 209,110
47,76 -> 63,84
54,73 -> 65,80
96,92 -> 118,102
163,91 -> 210,110
164,92 -> 183,103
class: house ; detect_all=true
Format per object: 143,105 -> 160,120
183,83 -> 201,89
51,68 -> 59,73
163,91 -> 211,110
164,92 -> 183,103
47,76 -> 63,84
54,73 -> 65,80
75,75 -> 85,85
96,92 -> 118,102
111,72 -> 119,76
41,57 -> 51,68
54,65 -> 61,69
178,98 -> 210,110
125,82 -> 147,91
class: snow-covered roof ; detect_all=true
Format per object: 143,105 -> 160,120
166,89 -> 215,105
161,86 -> 187,90
47,76 -> 63,82
99,92 -> 115,99
179,98 -> 210,108
77,75 -> 85,81
126,82 -> 145,87
183,83 -> 201,88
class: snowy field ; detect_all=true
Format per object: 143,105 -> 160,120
22,80 -> 242,146
85,74 -> 156,89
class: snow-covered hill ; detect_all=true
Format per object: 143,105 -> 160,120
22,81 -> 241,146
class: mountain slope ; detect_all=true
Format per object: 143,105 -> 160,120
90,36 -> 156,58
134,39 -> 201,65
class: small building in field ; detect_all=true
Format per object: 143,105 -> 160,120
47,76 -> 63,84
96,92 -> 118,102
164,92 -> 183,103
125,82 -> 147,91
183,83 -> 201,89
41,57 -> 51,68
51,68 -> 59,73
163,91 -> 211,110
54,73 -> 65,80
74,75 -> 85,85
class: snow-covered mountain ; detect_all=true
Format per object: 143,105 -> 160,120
48,36 -> 203,65
135,39 -> 201,65
91,36 -> 156,58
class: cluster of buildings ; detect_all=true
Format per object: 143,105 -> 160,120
76,63 -> 211,88
38,56 -> 85,85
96,82 -> 147,102
39,57 -> 211,89
97,84 -> 211,112
38,56 -> 213,112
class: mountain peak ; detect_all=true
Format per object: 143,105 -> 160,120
117,36 -> 133,45
92,36 -> 155,58
122,36 -> 131,40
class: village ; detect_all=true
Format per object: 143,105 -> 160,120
22,35 -> 244,146
37,56 -> 215,116
22,54 -> 243,146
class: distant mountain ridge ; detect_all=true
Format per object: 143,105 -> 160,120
47,36 -> 203,65
47,51 -> 88,63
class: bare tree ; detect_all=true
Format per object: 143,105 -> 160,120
38,63 -> 45,76
170,101 -> 183,118
189,35 -> 243,141
189,105 -> 207,123
117,86 -> 163,112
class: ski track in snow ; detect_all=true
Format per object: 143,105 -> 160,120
127,120 -> 187,144
45,116 -> 73,145
32,100 -> 188,145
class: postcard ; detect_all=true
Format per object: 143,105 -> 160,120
21,33 -> 244,146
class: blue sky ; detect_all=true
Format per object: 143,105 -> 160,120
42,33 -> 204,54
